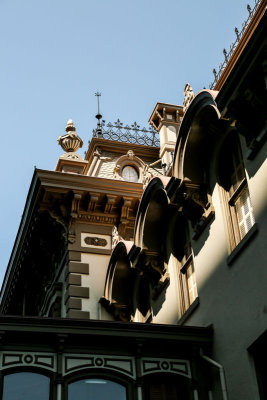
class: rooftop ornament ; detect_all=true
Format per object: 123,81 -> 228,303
95,91 -> 103,137
57,120 -> 83,153
92,119 -> 160,147
56,120 -> 87,174
209,0 -> 261,89
183,83 -> 194,113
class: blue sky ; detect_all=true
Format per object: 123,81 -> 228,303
0,0 -> 251,284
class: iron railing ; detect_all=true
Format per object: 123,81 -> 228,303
209,0 -> 261,89
93,119 -> 160,147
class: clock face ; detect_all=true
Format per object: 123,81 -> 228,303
121,165 -> 139,182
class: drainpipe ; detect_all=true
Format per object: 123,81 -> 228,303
200,349 -> 228,400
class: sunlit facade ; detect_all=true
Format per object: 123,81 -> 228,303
0,2 -> 266,399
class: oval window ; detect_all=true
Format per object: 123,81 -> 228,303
122,166 -> 139,182
68,379 -> 127,400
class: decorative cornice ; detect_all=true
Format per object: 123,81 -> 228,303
37,169 -> 144,197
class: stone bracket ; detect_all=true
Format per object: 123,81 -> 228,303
70,192 -> 82,218
120,197 -> 132,222
169,180 -> 212,224
104,195 -> 117,214
87,192 -> 100,212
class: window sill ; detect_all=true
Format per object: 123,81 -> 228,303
177,297 -> 200,325
227,223 -> 258,266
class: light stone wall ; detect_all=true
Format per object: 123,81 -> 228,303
95,151 -> 117,178
81,252 -> 111,320
152,254 -> 180,324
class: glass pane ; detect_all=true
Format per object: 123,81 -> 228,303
68,379 -> 127,400
122,166 -> 139,182
235,187 -> 255,239
186,262 -> 197,306
3,372 -> 50,400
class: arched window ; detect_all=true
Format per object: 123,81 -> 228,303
68,378 -> 127,400
219,132 -> 255,251
113,150 -> 145,183
121,165 -> 139,182
2,372 -> 50,400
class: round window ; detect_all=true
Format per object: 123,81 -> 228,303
121,166 -> 139,182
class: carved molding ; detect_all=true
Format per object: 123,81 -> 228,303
141,357 -> 191,378
78,214 -> 117,225
63,354 -> 135,378
84,237 -> 107,247
0,351 -> 56,372
81,233 -> 111,249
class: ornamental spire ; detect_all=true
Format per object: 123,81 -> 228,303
95,92 -> 103,137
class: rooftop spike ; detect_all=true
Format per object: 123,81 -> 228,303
95,91 -> 103,137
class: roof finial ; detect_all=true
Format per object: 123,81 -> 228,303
95,91 -> 102,137
57,119 -> 83,153
65,119 -> 75,132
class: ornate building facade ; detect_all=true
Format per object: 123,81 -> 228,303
0,1 -> 266,399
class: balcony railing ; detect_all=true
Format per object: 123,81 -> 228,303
209,0 -> 261,89
93,119 -> 160,147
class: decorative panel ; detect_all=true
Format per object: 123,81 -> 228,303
0,351 -> 56,371
81,233 -> 111,250
63,354 -> 135,379
141,358 -> 191,378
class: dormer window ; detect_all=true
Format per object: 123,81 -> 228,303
113,150 -> 145,183
122,165 -> 139,182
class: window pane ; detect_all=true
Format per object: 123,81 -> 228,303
68,379 -> 127,400
235,188 -> 255,240
122,166 -> 139,182
186,262 -> 198,306
3,372 -> 50,400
